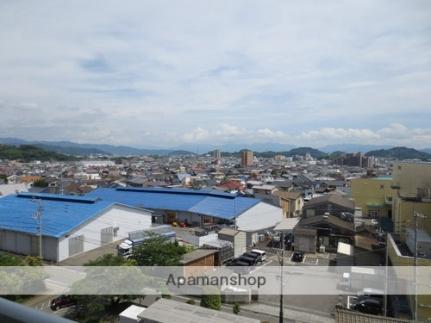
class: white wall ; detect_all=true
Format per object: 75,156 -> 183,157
236,202 -> 283,232
58,205 -> 152,262
0,183 -> 29,197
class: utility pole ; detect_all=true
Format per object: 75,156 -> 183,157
278,232 -> 284,323
32,198 -> 43,259
384,232 -> 388,317
413,211 -> 426,322
60,169 -> 64,195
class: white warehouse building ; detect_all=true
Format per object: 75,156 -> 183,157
0,193 -> 153,262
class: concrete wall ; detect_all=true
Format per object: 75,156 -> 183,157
387,234 -> 431,321
392,162 -> 431,199
351,177 -> 394,217
58,205 -> 152,262
0,230 -> 58,261
392,197 -> 431,236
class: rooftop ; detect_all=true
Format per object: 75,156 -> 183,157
86,187 -> 260,220
0,193 -> 115,238
179,248 -> 218,264
304,193 -> 355,210
137,298 -> 259,323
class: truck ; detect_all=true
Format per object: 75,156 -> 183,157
118,225 -> 176,258
202,239 -> 234,264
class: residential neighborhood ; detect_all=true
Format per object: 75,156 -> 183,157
0,147 -> 430,322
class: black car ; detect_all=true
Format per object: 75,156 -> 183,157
357,293 -> 384,305
50,295 -> 77,311
242,252 -> 262,264
228,259 -> 253,274
352,298 -> 382,315
291,251 -> 304,263
238,255 -> 259,266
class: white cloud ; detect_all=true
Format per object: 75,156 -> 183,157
178,123 -> 431,148
182,127 -> 210,142
0,1 -> 430,146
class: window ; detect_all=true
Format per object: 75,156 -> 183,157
368,210 -> 378,218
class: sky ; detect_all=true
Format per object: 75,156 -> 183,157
0,0 -> 430,148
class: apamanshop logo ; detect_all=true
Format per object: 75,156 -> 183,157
166,273 -> 267,288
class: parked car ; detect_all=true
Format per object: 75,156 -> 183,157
291,251 -> 304,263
250,249 -> 266,261
50,295 -> 77,311
238,255 -> 259,266
226,259 -> 253,274
352,298 -> 382,315
242,252 -> 262,264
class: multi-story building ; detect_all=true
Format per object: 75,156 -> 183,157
387,162 -> 431,321
351,176 -> 395,218
213,149 -> 221,163
334,152 -> 373,168
391,162 -> 431,236
240,150 -> 253,168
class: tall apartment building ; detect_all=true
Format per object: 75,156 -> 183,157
213,149 -> 221,161
240,150 -> 253,168
334,152 -> 374,168
386,162 -> 431,321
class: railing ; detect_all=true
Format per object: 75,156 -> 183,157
0,298 -> 76,323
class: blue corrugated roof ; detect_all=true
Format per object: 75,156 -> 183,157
17,192 -> 99,203
0,194 -> 114,238
0,187 -> 260,239
86,187 -> 260,220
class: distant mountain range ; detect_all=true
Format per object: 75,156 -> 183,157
365,146 -> 431,160
319,144 -> 392,153
0,138 -> 196,156
0,137 -> 429,159
0,144 -> 75,162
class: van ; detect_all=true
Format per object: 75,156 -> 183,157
250,249 -> 266,261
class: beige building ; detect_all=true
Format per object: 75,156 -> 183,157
351,176 -> 395,218
275,191 -> 304,217
387,162 -> 431,321
240,150 -> 253,167
391,162 -> 431,236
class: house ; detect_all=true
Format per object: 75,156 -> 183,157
252,184 -> 278,204
295,214 -> 355,252
274,191 -> 303,217
293,228 -> 317,253
303,193 -> 355,218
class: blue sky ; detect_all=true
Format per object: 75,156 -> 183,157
0,0 -> 430,148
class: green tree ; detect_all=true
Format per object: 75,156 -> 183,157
131,235 -> 188,266
85,253 -> 136,266
200,287 -> 221,310
72,254 -> 141,321
233,303 -> 240,314
33,178 -> 49,188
